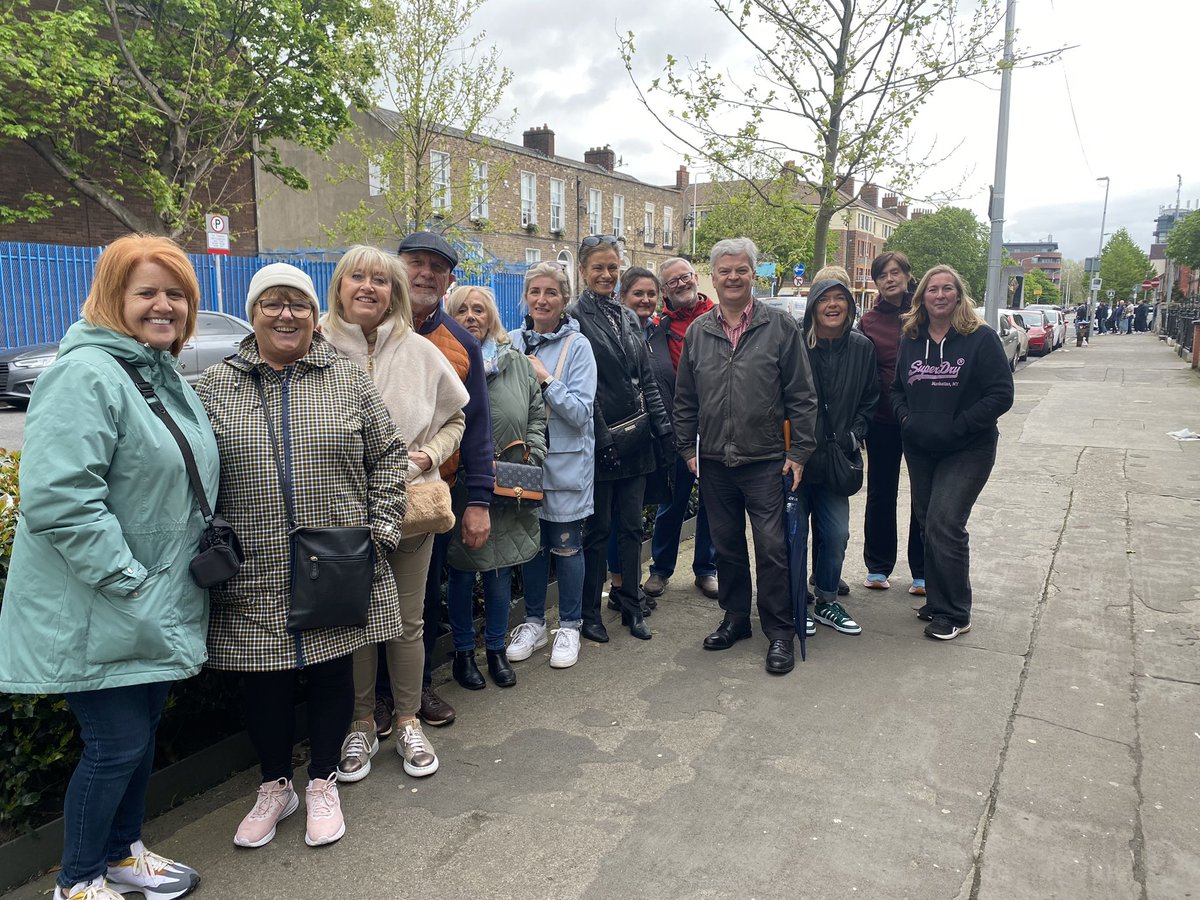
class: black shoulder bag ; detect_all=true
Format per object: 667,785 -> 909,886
114,358 -> 243,588
809,362 -> 864,497
253,373 -> 375,632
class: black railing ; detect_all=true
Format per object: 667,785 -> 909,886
1162,301 -> 1200,354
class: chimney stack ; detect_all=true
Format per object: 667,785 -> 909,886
896,203 -> 909,219
522,124 -> 555,158
862,184 -> 880,207
837,176 -> 855,197
585,145 -> 616,173
676,165 -> 689,190
882,193 -> 898,209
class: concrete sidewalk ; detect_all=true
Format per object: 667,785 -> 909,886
8,334 -> 1199,899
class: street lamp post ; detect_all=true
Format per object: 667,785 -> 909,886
1091,176 -> 1110,320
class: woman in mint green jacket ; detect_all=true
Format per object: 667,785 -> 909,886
0,235 -> 217,900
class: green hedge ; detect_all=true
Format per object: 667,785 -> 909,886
0,450 -> 245,839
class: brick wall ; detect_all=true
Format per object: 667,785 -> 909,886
0,138 -> 258,255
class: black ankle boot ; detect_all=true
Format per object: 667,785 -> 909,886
452,650 -> 486,690
486,648 -> 516,687
621,610 -> 653,641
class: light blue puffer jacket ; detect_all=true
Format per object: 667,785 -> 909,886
0,322 -> 219,694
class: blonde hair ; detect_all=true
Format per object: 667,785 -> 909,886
326,245 -> 412,336
901,264 -> 980,338
523,261 -> 572,312
812,265 -> 851,287
82,234 -> 200,356
445,285 -> 509,344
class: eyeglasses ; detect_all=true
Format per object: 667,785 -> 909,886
257,300 -> 314,319
580,235 -> 620,251
664,271 -> 696,289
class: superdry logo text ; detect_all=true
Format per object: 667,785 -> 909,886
907,358 -> 965,385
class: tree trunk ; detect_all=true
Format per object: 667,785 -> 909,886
28,137 -> 160,235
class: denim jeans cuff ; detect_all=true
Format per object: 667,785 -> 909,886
814,588 -> 838,603
558,618 -> 583,629
524,615 -> 547,626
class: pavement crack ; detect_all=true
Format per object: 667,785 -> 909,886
1125,491 -> 1150,900
967,474 -> 1074,899
1013,713 -> 1133,748
1141,672 -> 1200,687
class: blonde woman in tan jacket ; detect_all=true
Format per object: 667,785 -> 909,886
320,245 -> 468,784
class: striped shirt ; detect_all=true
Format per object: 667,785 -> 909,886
716,298 -> 755,349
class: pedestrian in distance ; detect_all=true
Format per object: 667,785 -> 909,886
641,257 -> 720,602
799,274 -> 879,638
196,264 -> 408,849
674,237 -> 818,674
891,265 -> 1014,641
397,231 -> 496,730
320,245 -> 468,785
508,261 -> 598,670
857,251 -> 927,596
569,235 -> 673,643
0,234 -> 214,900
444,286 -> 547,689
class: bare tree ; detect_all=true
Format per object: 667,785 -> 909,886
621,0 -> 1060,266
326,0 -> 515,247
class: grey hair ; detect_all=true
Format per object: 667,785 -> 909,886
523,261 -> 572,305
658,256 -> 692,278
709,237 -> 758,270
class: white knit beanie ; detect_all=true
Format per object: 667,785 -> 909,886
246,263 -> 319,318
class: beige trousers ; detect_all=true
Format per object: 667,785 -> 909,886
351,533 -> 434,723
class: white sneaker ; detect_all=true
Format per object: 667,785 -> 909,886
549,627 -> 581,668
506,621 -> 548,661
304,774 -> 346,847
806,616 -> 816,637
396,720 -> 439,776
105,840 -> 200,899
233,777 -> 298,848
54,877 -> 124,900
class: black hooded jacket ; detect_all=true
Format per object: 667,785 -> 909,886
890,319 -> 1014,454
799,279 -> 880,485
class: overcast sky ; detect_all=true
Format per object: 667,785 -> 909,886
468,0 -> 1193,262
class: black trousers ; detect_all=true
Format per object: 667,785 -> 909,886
863,420 -> 925,580
699,459 -> 794,641
243,654 -> 354,783
420,529 -> 454,687
905,442 -> 996,627
582,474 -> 647,625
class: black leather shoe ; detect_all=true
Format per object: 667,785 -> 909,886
765,639 -> 795,674
581,622 -> 609,644
486,648 -> 516,687
621,610 -> 652,640
703,619 -> 752,650
452,650 -> 486,690
607,596 -> 621,612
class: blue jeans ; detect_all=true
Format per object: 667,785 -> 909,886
650,455 -> 717,578
448,566 -> 513,651
797,483 -> 851,602
59,681 -> 172,888
522,519 -> 585,628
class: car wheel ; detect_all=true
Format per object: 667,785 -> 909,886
1009,353 -> 1016,372
2,399 -> 28,411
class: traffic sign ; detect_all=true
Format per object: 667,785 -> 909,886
1141,280 -> 1156,291
1107,290 -> 1115,300
1090,277 -> 1102,291
793,263 -> 806,277
1033,287 -> 1043,296
793,276 -> 804,287
206,213 -> 229,255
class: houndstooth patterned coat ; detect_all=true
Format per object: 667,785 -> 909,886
195,334 -> 408,671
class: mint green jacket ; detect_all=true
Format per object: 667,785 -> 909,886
0,322 -> 219,694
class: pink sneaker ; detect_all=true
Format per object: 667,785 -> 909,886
304,774 -> 346,847
234,778 -> 298,848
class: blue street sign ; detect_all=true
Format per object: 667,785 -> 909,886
793,263 -> 806,277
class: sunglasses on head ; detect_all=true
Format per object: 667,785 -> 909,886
580,235 -> 620,251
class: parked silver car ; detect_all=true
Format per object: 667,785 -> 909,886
0,310 -> 251,407
975,308 -> 1021,372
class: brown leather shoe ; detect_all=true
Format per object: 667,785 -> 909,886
694,575 -> 719,599
418,687 -> 456,727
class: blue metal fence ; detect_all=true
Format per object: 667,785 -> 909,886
0,242 -> 528,349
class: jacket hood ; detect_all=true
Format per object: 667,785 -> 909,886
802,279 -> 857,340
57,320 -> 178,371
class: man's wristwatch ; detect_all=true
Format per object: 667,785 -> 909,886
540,375 -> 555,391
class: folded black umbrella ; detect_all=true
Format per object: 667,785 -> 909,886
783,476 -> 808,661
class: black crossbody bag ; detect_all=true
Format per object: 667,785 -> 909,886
114,358 -> 243,588
809,363 -> 865,497
253,373 -> 375,632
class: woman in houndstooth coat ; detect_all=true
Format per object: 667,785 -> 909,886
195,263 -> 408,850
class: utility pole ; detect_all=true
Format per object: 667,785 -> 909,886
1091,176 -> 1110,320
1161,174 -> 1182,335
984,0 -> 1017,328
